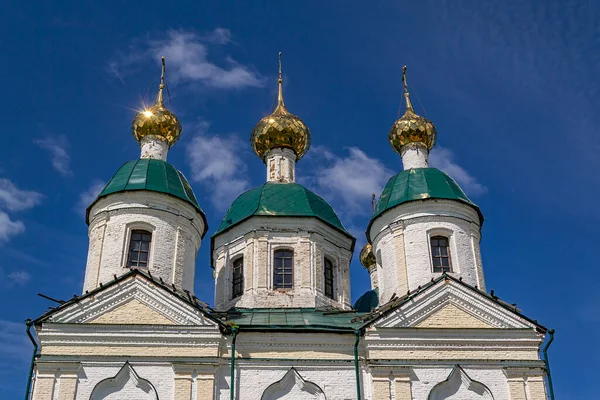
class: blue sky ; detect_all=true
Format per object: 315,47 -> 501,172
0,1 -> 597,398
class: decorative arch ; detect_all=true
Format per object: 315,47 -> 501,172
90,362 -> 158,400
428,365 -> 493,400
261,368 -> 326,400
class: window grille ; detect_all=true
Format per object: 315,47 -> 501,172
274,250 -> 294,289
324,258 -> 334,299
430,236 -> 452,273
127,230 -> 152,268
232,258 -> 244,298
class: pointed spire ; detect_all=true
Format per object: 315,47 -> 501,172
156,57 -> 166,106
402,65 -> 414,112
277,52 -> 285,108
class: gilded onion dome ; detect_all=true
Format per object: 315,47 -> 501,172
360,243 -> 376,269
132,57 -> 182,147
388,66 -> 437,154
251,53 -> 311,161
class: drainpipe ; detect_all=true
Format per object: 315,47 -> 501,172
230,327 -> 239,400
24,319 -> 38,400
541,329 -> 555,400
354,330 -> 362,400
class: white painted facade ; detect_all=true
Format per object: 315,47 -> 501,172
29,274 -> 550,400
213,216 -> 354,310
83,191 -> 205,294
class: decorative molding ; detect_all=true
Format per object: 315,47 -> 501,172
261,368 -> 326,400
428,365 -> 493,400
90,362 -> 158,400
46,275 -> 218,328
373,280 -> 536,330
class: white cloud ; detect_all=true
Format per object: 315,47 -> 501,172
0,212 -> 25,242
109,28 -> 264,90
7,271 -> 31,286
304,146 -> 394,217
0,179 -> 43,212
207,27 -> 232,44
76,180 -> 106,216
34,135 -> 72,177
0,179 -> 42,243
186,122 -> 250,210
429,147 -> 487,196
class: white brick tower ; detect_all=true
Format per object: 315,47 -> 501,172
82,58 -> 207,294
367,66 -> 485,304
212,53 -> 355,310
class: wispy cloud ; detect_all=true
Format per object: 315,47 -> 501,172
0,179 -> 43,243
0,179 -> 43,212
34,135 -> 72,177
109,28 -> 265,90
76,180 -> 105,216
0,212 -> 25,242
186,121 -> 250,210
7,271 -> 31,286
429,147 -> 487,196
303,146 -> 394,218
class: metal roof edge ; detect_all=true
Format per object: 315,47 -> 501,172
33,269 -> 224,328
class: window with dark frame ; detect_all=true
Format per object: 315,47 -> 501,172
232,257 -> 244,299
273,249 -> 293,289
430,235 -> 452,273
324,258 -> 334,299
127,230 -> 152,268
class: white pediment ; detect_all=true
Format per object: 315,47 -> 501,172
372,279 -> 537,330
46,274 -> 218,327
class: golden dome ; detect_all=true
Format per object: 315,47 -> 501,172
132,58 -> 182,147
360,243 -> 376,269
251,53 -> 310,160
388,66 -> 437,154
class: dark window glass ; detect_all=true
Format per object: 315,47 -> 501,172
232,258 -> 244,299
430,236 -> 451,273
324,258 -> 334,299
127,230 -> 152,268
274,250 -> 294,289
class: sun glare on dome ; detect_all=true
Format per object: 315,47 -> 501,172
143,110 -> 153,117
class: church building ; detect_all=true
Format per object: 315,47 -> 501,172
25,55 -> 554,400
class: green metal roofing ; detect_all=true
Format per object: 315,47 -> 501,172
353,289 -> 379,313
214,182 -> 351,237
226,308 -> 367,331
371,167 -> 483,226
86,159 -> 207,236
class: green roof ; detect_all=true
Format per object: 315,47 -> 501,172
213,182 -> 351,237
369,168 -> 482,239
87,159 -> 207,236
225,308 -> 367,332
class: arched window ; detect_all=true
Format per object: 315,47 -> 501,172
324,258 -> 334,299
274,249 -> 293,289
232,257 -> 244,299
430,235 -> 451,273
127,230 -> 152,268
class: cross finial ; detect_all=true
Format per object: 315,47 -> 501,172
277,52 -> 285,108
157,57 -> 166,105
401,65 -> 414,111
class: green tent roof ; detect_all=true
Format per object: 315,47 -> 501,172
213,182 -> 351,237
369,168 -> 482,239
86,159 -> 207,236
